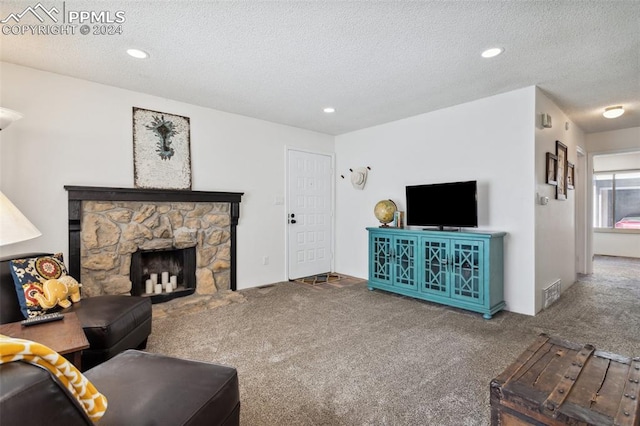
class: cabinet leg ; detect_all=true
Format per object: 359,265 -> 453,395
483,313 -> 492,320
367,286 -> 374,291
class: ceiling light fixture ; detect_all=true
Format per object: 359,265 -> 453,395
602,106 -> 624,119
323,107 -> 335,113
127,48 -> 149,59
481,47 -> 504,58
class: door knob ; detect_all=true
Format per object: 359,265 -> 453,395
290,219 -> 297,224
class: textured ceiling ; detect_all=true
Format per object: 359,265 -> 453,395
1,1 -> 639,135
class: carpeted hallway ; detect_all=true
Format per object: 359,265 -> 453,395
147,256 -> 640,425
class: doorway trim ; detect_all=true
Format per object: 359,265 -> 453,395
284,147 -> 336,280
575,146 -> 587,274
586,146 -> 640,273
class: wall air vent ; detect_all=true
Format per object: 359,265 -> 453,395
543,279 -> 561,309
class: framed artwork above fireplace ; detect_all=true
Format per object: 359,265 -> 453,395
133,107 -> 192,190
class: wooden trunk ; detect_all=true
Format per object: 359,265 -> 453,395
490,334 -> 640,426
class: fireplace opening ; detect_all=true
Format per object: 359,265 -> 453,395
130,246 -> 196,303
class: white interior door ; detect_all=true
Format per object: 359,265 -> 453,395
287,149 -> 333,279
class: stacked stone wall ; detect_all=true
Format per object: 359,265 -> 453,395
80,201 -> 230,297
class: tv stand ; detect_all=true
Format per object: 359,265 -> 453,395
367,227 -> 506,319
423,226 -> 460,232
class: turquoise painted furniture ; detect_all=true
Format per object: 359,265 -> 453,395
367,227 -> 506,319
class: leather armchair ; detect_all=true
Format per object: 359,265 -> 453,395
0,253 -> 152,370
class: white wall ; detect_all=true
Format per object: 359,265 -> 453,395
334,87 -> 537,315
0,62 -> 334,289
585,128 -> 640,262
593,232 -> 639,258
594,152 -> 640,171
534,88 -> 585,312
586,127 -> 640,153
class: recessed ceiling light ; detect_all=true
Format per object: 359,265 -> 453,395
481,47 -> 504,58
127,48 -> 149,59
603,106 -> 624,119
323,107 -> 335,113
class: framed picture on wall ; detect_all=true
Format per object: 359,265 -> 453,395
555,140 -> 568,200
133,107 -> 192,190
546,152 -> 558,186
567,162 -> 575,190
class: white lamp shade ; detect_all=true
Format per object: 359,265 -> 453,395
0,191 -> 41,246
0,108 -> 24,130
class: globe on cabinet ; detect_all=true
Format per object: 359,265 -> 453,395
374,199 -> 397,227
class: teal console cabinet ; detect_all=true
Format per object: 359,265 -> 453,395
367,227 -> 506,319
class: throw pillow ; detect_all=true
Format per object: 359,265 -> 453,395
9,253 -> 70,318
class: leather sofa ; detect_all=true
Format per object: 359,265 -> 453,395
0,349 -> 241,425
0,253 -> 152,370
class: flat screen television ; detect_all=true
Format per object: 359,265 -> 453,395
405,180 -> 478,229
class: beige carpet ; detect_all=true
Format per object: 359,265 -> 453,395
147,256 -> 640,425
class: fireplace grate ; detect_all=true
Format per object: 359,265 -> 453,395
130,246 -> 196,304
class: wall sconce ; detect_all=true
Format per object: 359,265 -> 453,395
541,113 -> 552,128
0,108 -> 24,130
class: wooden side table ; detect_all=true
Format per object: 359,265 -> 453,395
0,312 -> 89,370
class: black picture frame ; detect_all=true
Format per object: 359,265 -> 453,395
567,162 -> 575,190
555,141 -> 568,200
546,153 -> 558,186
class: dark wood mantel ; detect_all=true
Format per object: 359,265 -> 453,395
64,186 -> 243,291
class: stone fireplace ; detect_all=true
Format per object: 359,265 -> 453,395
65,186 -> 243,303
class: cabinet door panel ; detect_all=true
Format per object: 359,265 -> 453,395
368,228 -> 505,319
420,237 -> 449,296
393,236 -> 418,290
450,240 -> 484,304
371,233 -> 393,285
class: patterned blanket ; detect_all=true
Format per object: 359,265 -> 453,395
0,334 -> 107,422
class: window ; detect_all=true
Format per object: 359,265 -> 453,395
593,170 -> 640,229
